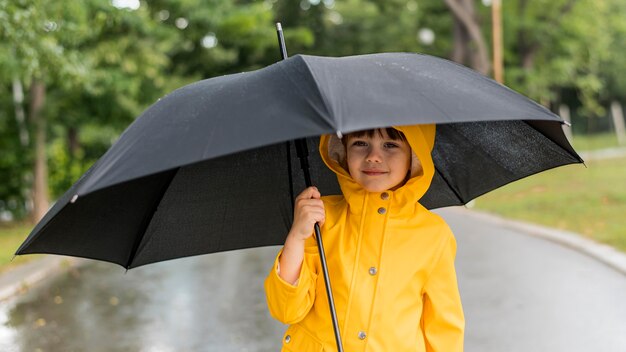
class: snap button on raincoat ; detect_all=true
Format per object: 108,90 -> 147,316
265,125 -> 464,352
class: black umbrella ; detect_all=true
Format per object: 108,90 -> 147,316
16,49 -> 582,266
16,25 -> 582,352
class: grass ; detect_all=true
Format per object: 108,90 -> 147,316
0,222 -> 40,273
473,156 -> 626,252
570,132 -> 623,151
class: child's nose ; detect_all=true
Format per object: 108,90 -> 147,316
366,148 -> 383,162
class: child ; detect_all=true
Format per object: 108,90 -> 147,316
265,124 -> 464,352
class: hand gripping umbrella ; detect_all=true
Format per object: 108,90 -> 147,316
16,25 -> 583,352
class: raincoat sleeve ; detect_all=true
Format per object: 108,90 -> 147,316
421,226 -> 465,352
264,237 -> 319,325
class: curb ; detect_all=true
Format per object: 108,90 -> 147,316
0,256 -> 86,302
447,207 -> 626,277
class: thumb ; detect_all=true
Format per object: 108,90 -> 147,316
297,186 -> 317,200
309,186 -> 321,199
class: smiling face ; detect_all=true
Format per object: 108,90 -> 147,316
344,128 -> 412,192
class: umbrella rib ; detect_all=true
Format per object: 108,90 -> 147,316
125,168 -> 179,269
432,163 -> 465,205
430,120 -> 581,208
522,120 -> 584,163
286,140 -> 295,215
16,162 -> 101,254
290,56 -> 337,131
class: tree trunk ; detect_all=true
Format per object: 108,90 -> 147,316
68,127 -> 79,158
610,101 -> 626,146
491,0 -> 504,83
29,79 -> 49,223
451,7 -> 469,64
12,77 -> 30,147
445,0 -> 491,75
559,104 -> 573,143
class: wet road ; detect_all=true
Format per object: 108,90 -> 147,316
1,208 -> 625,351
0,249 -> 286,352
447,208 -> 626,352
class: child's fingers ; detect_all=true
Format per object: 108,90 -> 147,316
300,203 -> 325,218
296,186 -> 321,200
303,208 -> 325,228
294,201 -> 325,229
310,186 -> 321,199
317,213 -> 325,227
295,187 -> 315,200
297,198 -> 324,207
291,187 -> 324,238
296,199 -> 325,215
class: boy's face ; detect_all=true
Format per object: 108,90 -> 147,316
345,129 -> 412,192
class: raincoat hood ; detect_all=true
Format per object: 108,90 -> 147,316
319,124 -> 436,214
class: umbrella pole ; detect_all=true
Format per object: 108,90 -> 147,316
276,23 -> 345,352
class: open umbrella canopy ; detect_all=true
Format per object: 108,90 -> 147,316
16,52 -> 583,269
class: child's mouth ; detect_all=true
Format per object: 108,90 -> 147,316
363,171 -> 386,176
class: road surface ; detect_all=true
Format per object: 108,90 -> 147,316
1,208 -> 625,351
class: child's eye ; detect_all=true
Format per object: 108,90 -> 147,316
384,142 -> 400,148
352,141 -> 368,147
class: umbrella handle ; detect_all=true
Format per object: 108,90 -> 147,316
277,22 -> 345,352
313,222 -> 345,352
295,129 -> 345,352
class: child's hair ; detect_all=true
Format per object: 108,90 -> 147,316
340,127 -> 407,148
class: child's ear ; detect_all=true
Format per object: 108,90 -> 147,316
409,152 -> 423,178
328,134 -> 348,171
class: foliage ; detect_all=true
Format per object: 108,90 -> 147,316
0,0 -> 177,211
0,92 -> 31,219
0,0 -> 89,84
600,0 -> 626,100
273,0 -> 449,57
501,0 -> 617,121
0,0 -> 625,221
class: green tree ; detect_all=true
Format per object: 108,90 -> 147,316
0,0 -> 90,221
502,0 -> 614,120
274,0 -> 449,58
0,0 -> 175,220
44,2 -> 177,197
145,0 -> 292,77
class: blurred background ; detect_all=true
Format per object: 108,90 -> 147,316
0,0 -> 625,351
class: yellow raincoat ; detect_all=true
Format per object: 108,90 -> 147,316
265,124 -> 464,352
